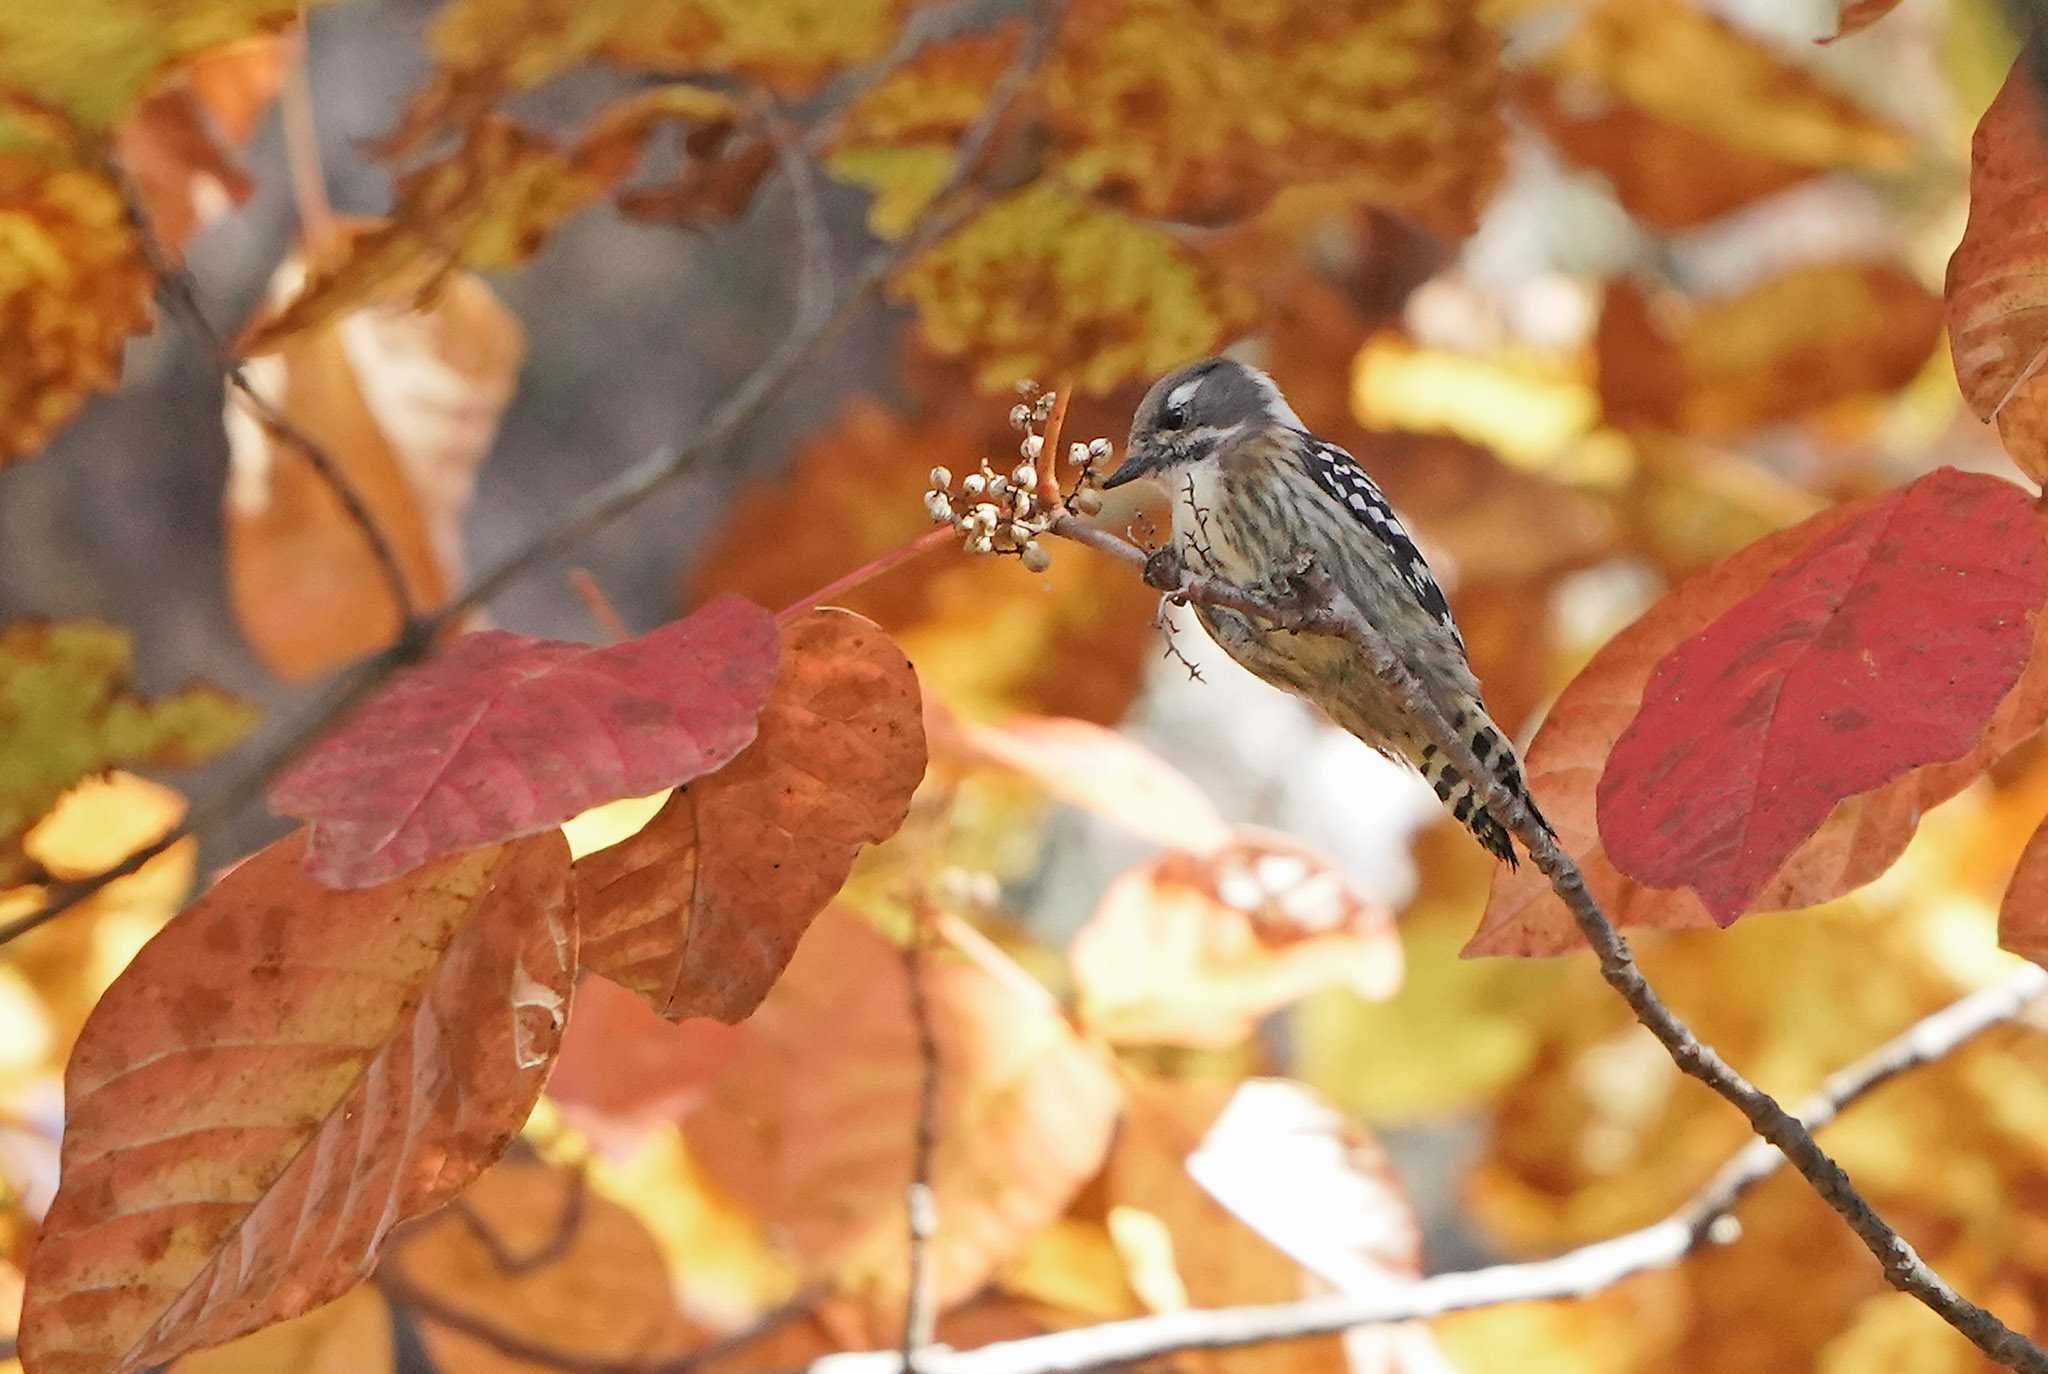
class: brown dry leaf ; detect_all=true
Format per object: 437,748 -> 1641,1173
20,829 -> 575,1374
225,229 -> 522,679
683,907 -> 1121,1318
1542,0 -> 1909,176
1512,75 -> 1814,230
1072,830 -> 1401,1048
114,34 -> 287,258
576,609 -> 926,1023
685,394 -> 1158,724
388,1159 -> 696,1374
0,137 -> 153,464
947,714 -> 1231,853
1598,266 -> 1943,438
1948,46 -> 2048,484
1472,499 -> 2048,956
167,1286 -> 392,1374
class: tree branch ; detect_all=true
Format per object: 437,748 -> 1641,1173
1047,515 -> 2048,1373
902,905 -> 943,1366
0,0 -> 1068,948
796,963 -> 2047,1374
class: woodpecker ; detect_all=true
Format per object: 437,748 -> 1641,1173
1102,356 -> 1549,866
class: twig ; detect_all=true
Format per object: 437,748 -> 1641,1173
902,905 -> 943,1368
113,166 -> 421,638
280,18 -> 334,238
379,1268 -> 821,1374
570,568 -> 634,642
4,0 -> 1069,949
453,1168 -> 587,1277
779,528 -> 953,625
1046,515 -> 2048,1373
794,964 -> 2048,1374
762,102 -> 833,338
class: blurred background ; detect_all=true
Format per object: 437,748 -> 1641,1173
10,0 -> 2048,1368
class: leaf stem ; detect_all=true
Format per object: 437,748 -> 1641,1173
778,528 -> 955,625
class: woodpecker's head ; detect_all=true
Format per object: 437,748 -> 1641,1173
1103,357 -> 1305,489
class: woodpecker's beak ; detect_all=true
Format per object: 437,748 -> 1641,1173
1100,453 -> 1151,489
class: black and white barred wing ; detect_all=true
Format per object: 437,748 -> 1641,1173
1296,437 -> 1463,646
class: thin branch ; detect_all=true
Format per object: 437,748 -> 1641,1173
796,963 -> 2048,1374
779,528 -> 953,625
453,1168 -> 587,1277
114,166 -> 421,638
570,568 -> 634,642
380,1269 -> 821,1374
4,0 -> 1069,949
762,103 -> 833,338
902,904 -> 943,1367
1047,515 -> 2048,1373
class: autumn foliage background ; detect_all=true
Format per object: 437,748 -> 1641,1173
13,0 -> 2048,1370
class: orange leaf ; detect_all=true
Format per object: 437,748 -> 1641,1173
1599,266 -> 1942,438
1819,0 -> 1904,43
21,829 -> 574,1374
1513,75 -> 1813,231
224,228 -> 523,678
1543,0 -> 1908,174
575,610 -> 926,1022
1473,498 -> 2048,956
2000,815 -> 2048,966
1071,831 -> 1401,1047
684,908 -> 1120,1317
545,975 -> 740,1157
1106,1075 -> 1437,1374
949,714 -> 1230,853
386,1159 -> 695,1374
1948,45 -> 2048,484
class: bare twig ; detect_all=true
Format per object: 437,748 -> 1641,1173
1048,515 -> 2048,1373
570,568 -> 634,642
114,167 -> 421,639
380,1269 -> 822,1374
902,905 -> 943,1367
792,964 -> 2046,1374
4,0 -> 1069,949
453,1168 -> 588,1277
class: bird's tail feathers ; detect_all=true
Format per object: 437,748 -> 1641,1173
1414,705 -> 1551,869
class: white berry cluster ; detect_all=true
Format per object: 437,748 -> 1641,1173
921,381 -> 1115,574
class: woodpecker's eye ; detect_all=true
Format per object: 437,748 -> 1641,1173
1157,403 -> 1188,432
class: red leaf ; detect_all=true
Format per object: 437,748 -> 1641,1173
21,828 -> 574,1374
1597,469 -> 2047,923
546,975 -> 741,1157
574,609 -> 926,1023
269,595 -> 778,888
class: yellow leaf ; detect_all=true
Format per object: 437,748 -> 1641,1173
0,622 -> 250,885
0,148 -> 153,463
895,182 -> 1255,394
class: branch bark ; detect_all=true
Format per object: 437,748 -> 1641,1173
1048,514 -> 2048,1373
792,963 -> 2046,1374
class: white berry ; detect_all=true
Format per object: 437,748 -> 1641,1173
1020,540 -> 1051,573
928,466 -> 952,489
